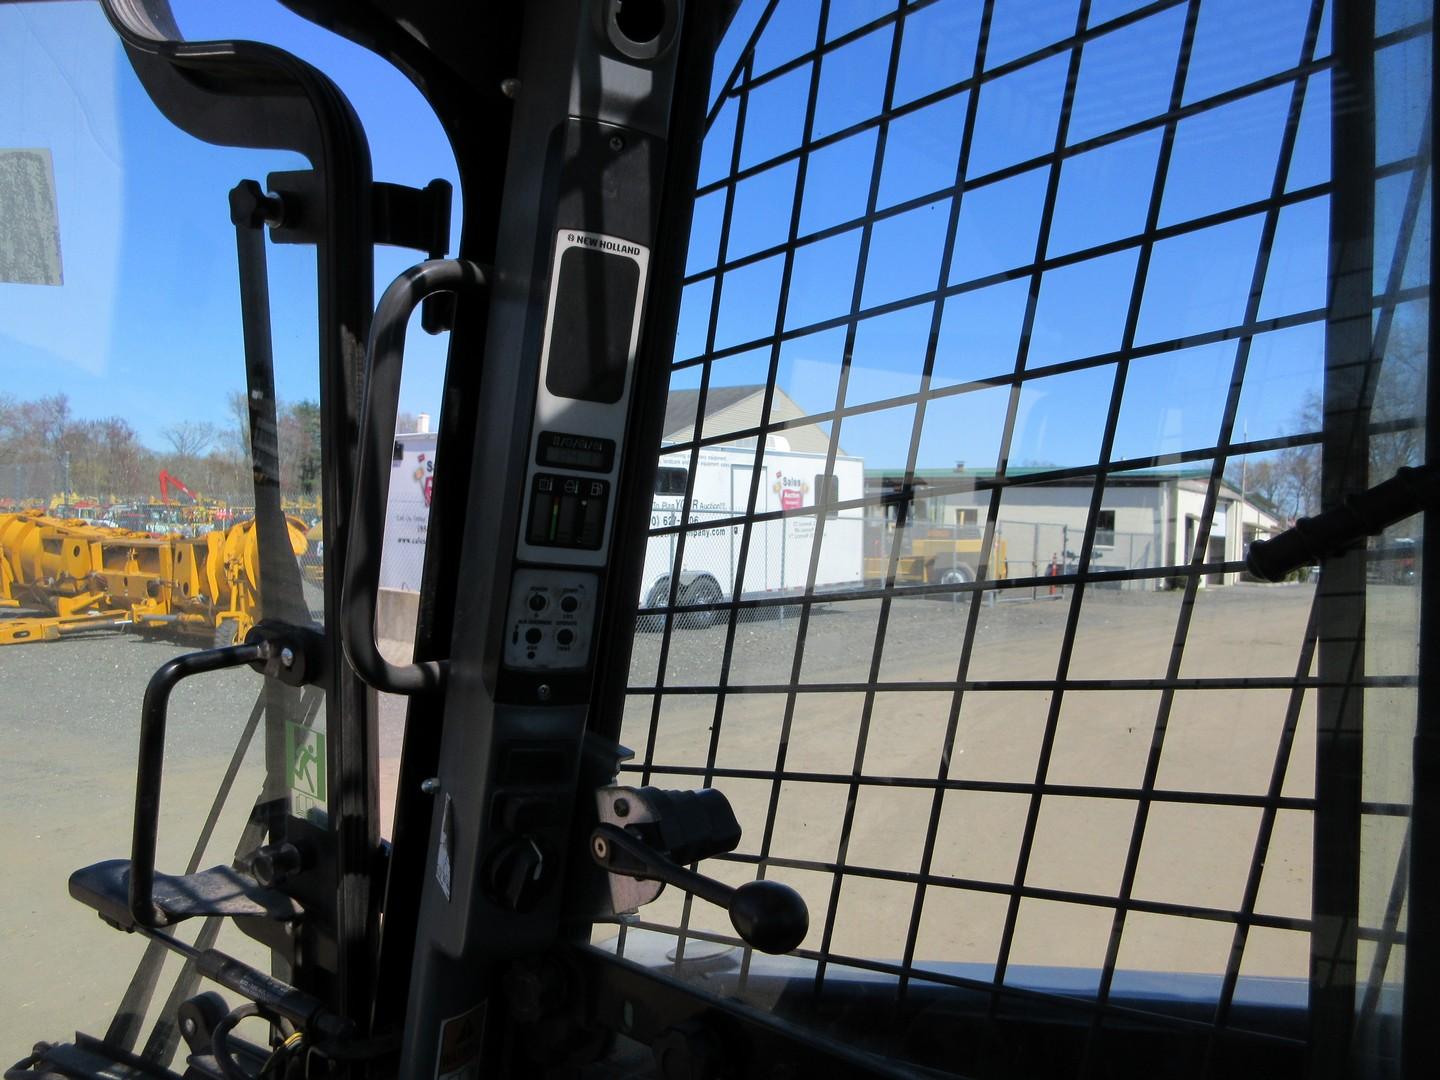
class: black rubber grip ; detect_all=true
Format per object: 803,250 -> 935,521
1245,464 -> 1437,581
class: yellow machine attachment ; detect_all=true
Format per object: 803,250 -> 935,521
0,510 -> 307,646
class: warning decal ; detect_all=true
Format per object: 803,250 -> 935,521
436,1001 -> 486,1080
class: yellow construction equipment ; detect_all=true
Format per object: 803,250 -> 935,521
0,509 -> 307,646
865,524 -> 1009,587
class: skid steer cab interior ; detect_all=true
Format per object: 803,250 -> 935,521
0,1 -> 1433,1079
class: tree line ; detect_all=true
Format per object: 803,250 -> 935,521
1226,325 -> 1426,523
0,391 -> 322,508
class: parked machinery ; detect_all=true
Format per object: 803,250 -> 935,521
0,509 -> 307,645
865,522 -> 1009,587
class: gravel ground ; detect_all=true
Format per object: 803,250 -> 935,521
1,579 -> 1418,1056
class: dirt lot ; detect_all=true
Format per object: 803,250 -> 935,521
0,579 -> 1417,1055
617,583 -> 1325,981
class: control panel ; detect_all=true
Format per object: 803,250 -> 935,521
514,228 -> 650,568
502,568 -> 598,671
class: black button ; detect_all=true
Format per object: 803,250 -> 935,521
557,629 -> 575,646
525,627 -> 543,645
528,592 -> 548,611
559,595 -> 579,613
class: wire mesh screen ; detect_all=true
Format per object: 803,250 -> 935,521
609,0 -> 1429,1075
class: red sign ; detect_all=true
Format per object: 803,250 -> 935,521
780,488 -> 803,511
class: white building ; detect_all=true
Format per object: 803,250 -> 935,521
864,467 -> 1285,589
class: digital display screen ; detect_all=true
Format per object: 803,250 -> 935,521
537,430 -> 615,473
544,245 -> 639,404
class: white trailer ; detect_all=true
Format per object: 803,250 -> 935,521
640,442 -> 865,620
375,432 -> 865,616
380,430 -> 437,591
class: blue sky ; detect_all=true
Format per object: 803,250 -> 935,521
0,0 -> 459,447
0,0 -> 1430,473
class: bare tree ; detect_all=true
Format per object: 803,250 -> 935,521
61,417 -> 152,499
163,420 -> 217,460
1369,320 -> 1427,481
224,390 -> 253,457
1230,321 -> 1427,523
278,399 -> 322,498
1229,393 -> 1321,522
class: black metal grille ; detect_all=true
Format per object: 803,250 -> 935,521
611,0 -> 1430,1074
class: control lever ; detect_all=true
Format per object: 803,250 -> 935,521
590,787 -> 808,955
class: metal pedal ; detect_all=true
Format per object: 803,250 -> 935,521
69,860 -> 302,932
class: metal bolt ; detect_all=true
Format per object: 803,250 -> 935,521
500,78 -> 521,98
537,684 -> 552,702
609,134 -> 625,151
280,647 -> 295,667
258,193 -> 285,228
182,1018 -> 195,1036
420,777 -> 441,795
613,797 -> 630,817
592,836 -> 609,860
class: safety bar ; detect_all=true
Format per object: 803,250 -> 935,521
131,641 -> 264,928
341,259 -> 488,695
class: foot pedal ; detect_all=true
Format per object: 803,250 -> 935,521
69,860 -> 303,931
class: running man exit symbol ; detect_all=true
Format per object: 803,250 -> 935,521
286,722 -> 327,801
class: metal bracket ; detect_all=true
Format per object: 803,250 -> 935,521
590,786 -> 807,955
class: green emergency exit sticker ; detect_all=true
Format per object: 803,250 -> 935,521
286,722 -> 326,821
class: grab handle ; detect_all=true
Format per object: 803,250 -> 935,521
341,259 -> 487,695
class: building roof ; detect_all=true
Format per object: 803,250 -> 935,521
662,384 -> 768,439
661,384 -> 838,455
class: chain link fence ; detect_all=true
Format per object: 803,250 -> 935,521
995,520 -> 1165,593
379,530 -> 429,592
0,458 -> 66,508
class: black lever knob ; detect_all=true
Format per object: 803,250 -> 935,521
728,879 -> 809,956
591,823 -> 808,954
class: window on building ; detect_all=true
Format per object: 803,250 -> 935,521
954,507 -> 978,527
1096,509 -> 1116,548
